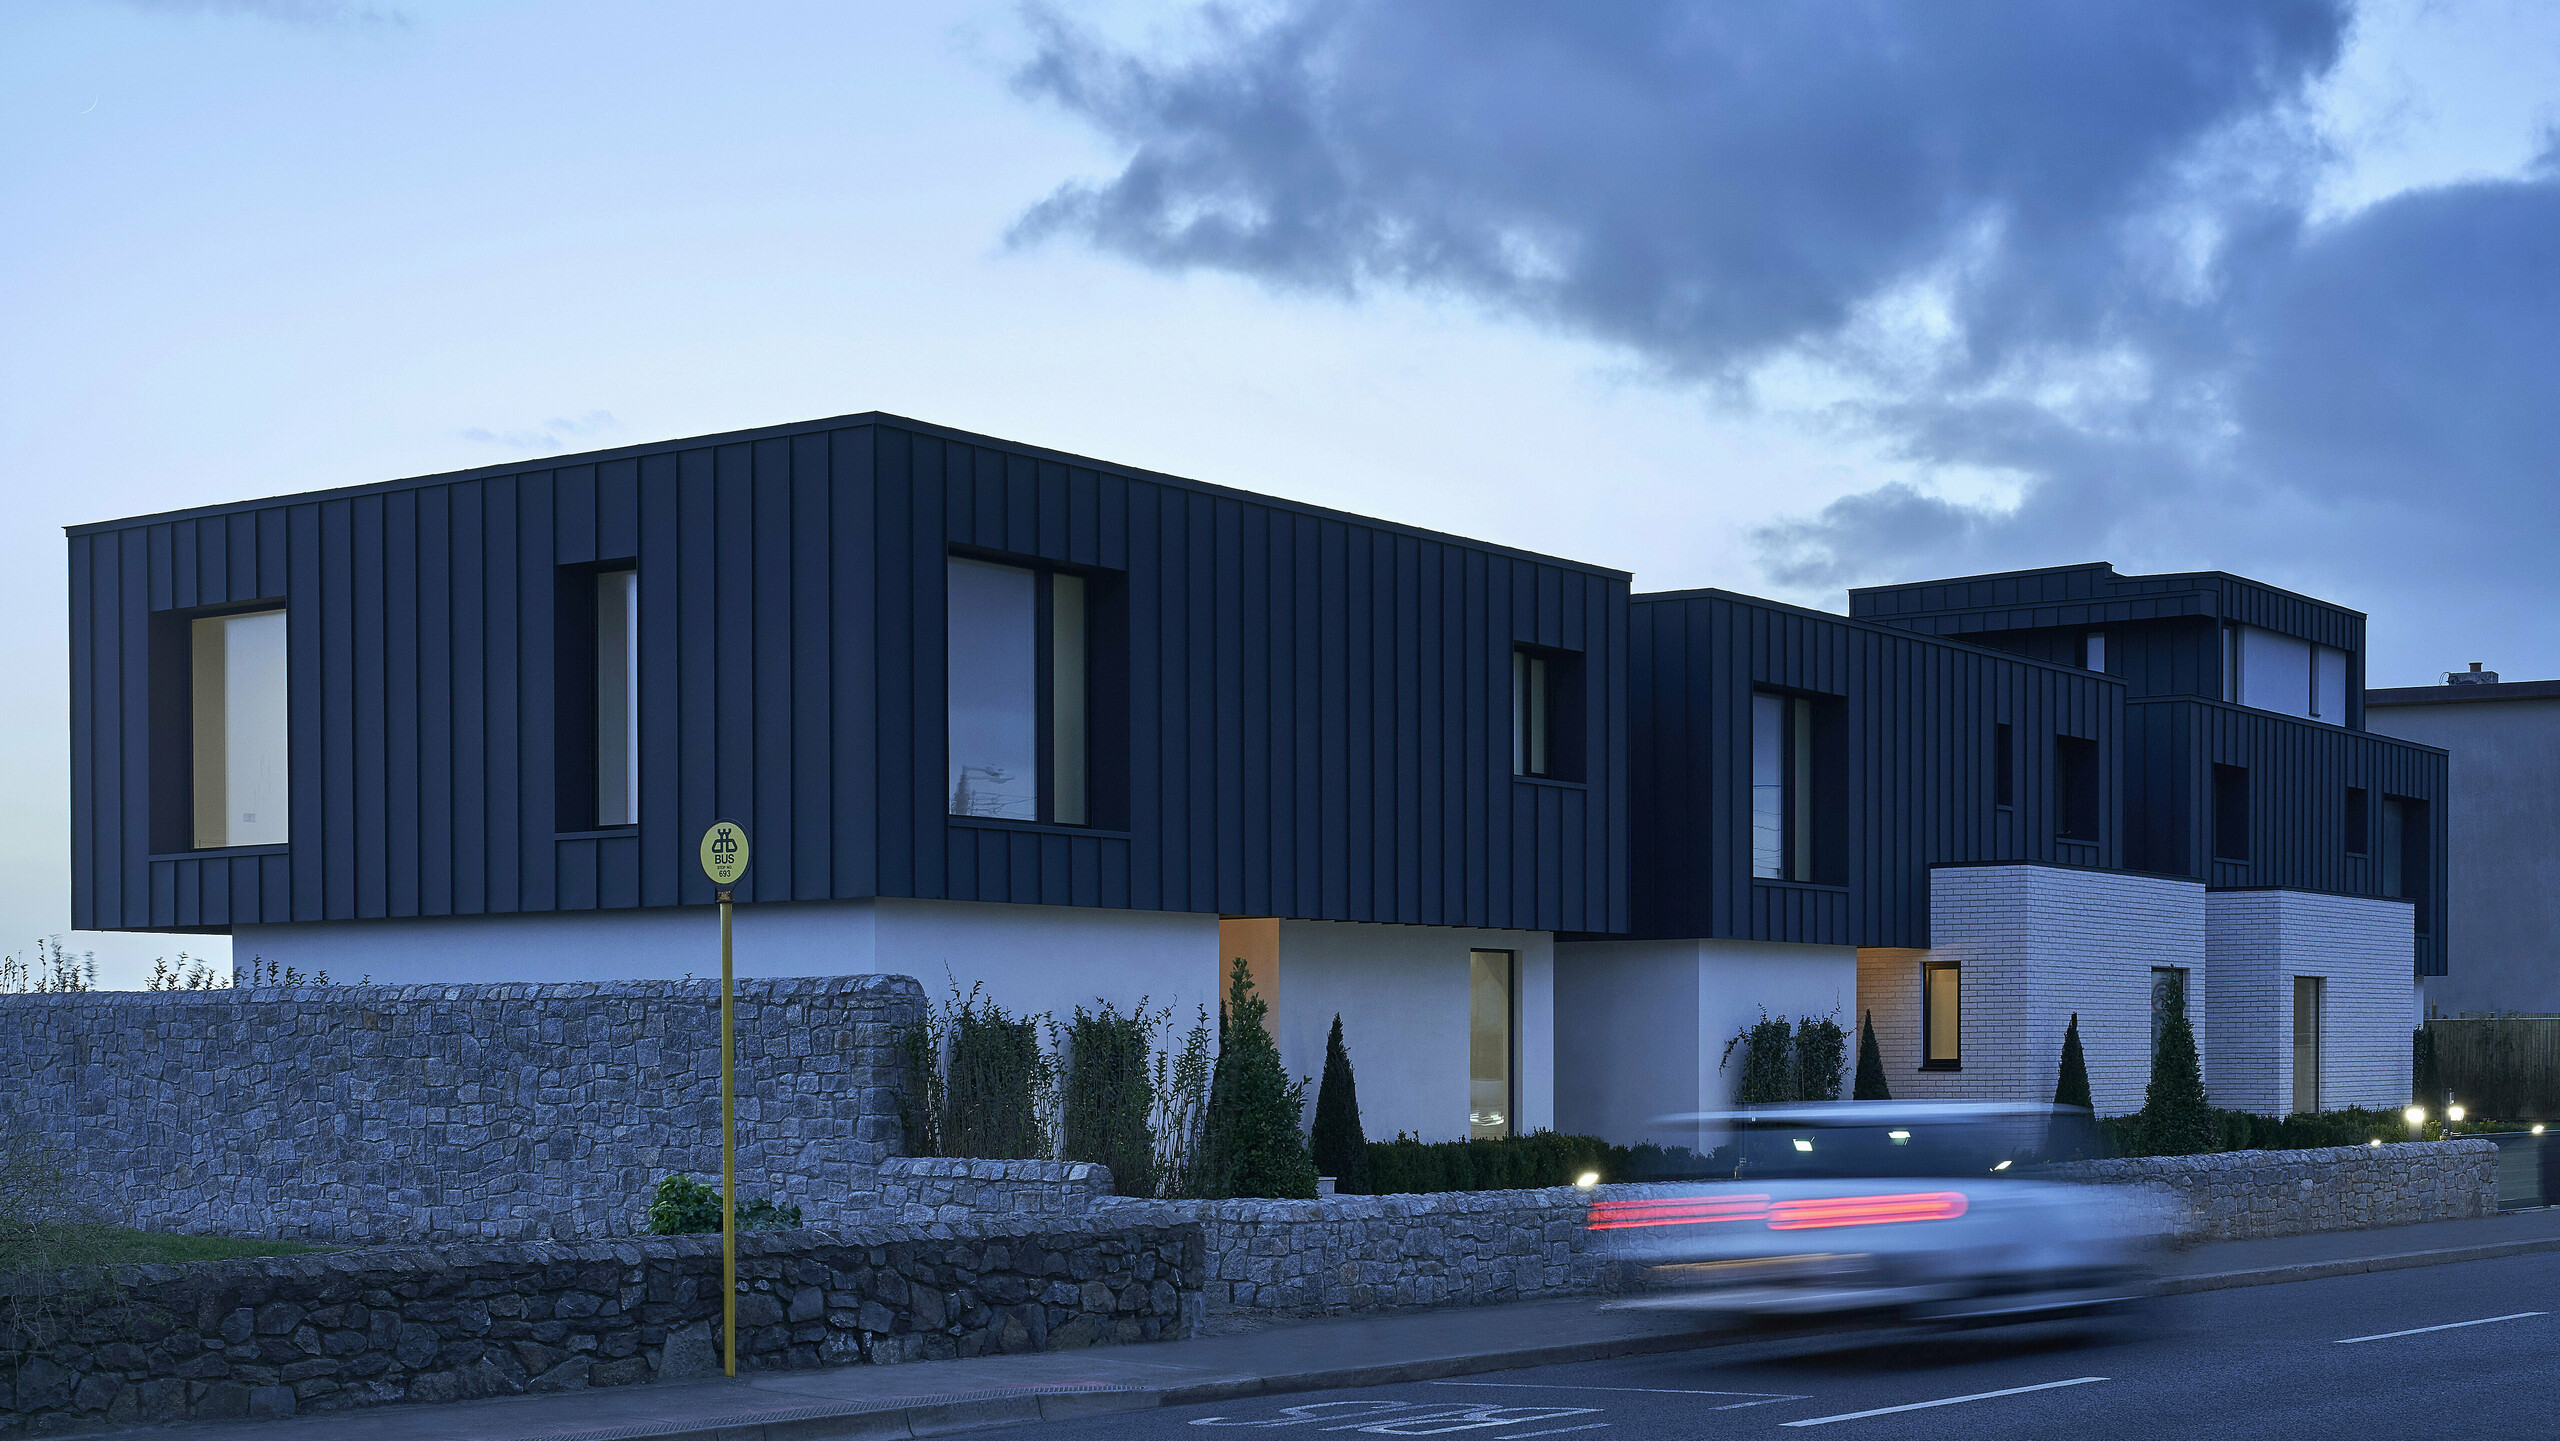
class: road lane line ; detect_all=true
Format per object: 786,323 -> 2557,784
1430,1381 -> 1804,1400
1780,1377 -> 2108,1427
1501,1428 -> 1610,1438
2334,1311 -> 2546,1344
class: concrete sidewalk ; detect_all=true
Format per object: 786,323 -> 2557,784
114,1206 -> 2560,1441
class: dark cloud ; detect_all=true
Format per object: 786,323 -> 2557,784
1014,1 -> 2560,664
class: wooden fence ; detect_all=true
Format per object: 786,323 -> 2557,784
2428,1017 -> 2560,1119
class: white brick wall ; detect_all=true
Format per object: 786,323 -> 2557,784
2203,890 -> 2414,1114
1857,866 -> 2207,1115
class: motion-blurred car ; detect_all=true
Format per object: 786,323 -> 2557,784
1589,1102 -> 2168,1328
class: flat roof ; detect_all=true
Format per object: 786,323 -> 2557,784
2368,679 -> 2560,707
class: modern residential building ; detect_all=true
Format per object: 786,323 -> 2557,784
2367,665 -> 2560,1016
68,420 -> 2443,1145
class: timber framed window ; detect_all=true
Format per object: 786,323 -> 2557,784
948,554 -> 1121,827
1921,962 -> 1961,1070
164,607 -> 290,851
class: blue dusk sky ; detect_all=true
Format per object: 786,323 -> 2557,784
6,0 -> 2556,984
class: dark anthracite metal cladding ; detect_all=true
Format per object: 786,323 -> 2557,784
1618,589 -> 2125,949
68,415 -> 1630,936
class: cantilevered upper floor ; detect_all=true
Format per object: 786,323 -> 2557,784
68,413 -> 1630,936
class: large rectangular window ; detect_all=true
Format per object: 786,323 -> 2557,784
948,556 -> 1094,826
2213,763 -> 2250,861
190,609 -> 289,849
594,569 -> 638,827
1468,950 -> 1515,1140
2054,734 -> 2101,843
1751,690 -> 1845,881
1921,962 -> 1960,1070
1511,646 -> 1583,781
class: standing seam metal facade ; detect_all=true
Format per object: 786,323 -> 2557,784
1621,589 -> 2123,949
68,416 -> 1629,937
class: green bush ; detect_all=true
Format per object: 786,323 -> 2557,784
1062,1001 -> 1159,1197
1201,960 -> 1318,1199
2054,1013 -> 2092,1110
946,995 -> 1054,1160
1853,1010 -> 1891,1101
644,1175 -> 802,1235
2133,973 -> 2216,1155
1310,1014 -> 1372,1194
1723,1014 -> 1796,1103
1361,1132 -> 1710,1195
2098,1105 -> 2419,1158
1794,1014 -> 1848,1102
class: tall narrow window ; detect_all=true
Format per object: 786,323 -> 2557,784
2292,976 -> 2324,1115
1051,573 -> 1088,826
1993,723 -> 2015,809
2383,796 -> 2429,931
2213,764 -> 2249,861
1752,690 -> 1842,881
2221,624 -> 2239,702
191,609 -> 290,849
594,569 -> 638,827
1468,950 -> 1515,1140
2083,631 -> 2107,673
2053,734 -> 2101,843
2344,786 -> 2370,855
1921,962 -> 1960,1070
2311,645 -> 2349,723
948,556 -> 1098,826
1511,646 -> 1582,780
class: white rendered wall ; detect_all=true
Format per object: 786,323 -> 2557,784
2203,890 -> 2414,1114
1859,866 -> 2206,1115
1554,937 -> 1856,1146
233,899 -> 1225,1041
1271,920 -> 1554,1146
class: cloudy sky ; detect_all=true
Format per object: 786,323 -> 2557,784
5,0 -> 2555,984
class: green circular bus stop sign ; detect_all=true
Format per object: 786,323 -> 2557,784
699,819 -> 750,888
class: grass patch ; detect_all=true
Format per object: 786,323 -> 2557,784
6,1226 -> 330,1273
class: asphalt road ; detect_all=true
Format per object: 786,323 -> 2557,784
1020,1251 -> 2560,1439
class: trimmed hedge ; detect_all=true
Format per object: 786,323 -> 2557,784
2097,1105 -> 2419,1157
1360,1132 -> 1709,1195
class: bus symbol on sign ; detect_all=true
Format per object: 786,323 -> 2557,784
699,820 -> 751,887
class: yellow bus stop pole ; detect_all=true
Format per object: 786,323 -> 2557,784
719,885 -> 735,1378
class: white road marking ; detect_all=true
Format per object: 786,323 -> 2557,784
1780,1376 -> 2109,1427
1430,1381 -> 1806,1402
1501,1428 -> 1610,1438
2334,1311 -> 2546,1345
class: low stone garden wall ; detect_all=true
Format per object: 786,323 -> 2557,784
0,1217 -> 1203,1434
877,1158 -> 1119,1227
2047,1138 -> 2499,1241
0,976 -> 922,1243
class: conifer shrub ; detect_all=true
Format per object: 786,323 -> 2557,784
1853,1010 -> 1891,1100
1309,1014 -> 1372,1194
1062,1000 -> 1160,1196
1201,960 -> 1318,1199
2054,1013 -> 2093,1110
2133,973 -> 2216,1156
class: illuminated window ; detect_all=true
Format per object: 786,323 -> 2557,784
1469,950 -> 1515,1139
1921,963 -> 1960,1070
190,610 -> 289,849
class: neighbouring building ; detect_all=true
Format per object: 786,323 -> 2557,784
2367,665 -> 2560,1017
66,418 -> 2444,1147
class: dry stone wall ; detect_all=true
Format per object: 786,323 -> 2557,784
0,1219 -> 1204,1434
2049,1138 -> 2498,1240
0,977 -> 922,1242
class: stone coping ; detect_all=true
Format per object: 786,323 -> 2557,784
0,974 -> 920,1006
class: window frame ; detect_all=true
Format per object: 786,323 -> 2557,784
1993,722 -> 2015,810
2212,763 -> 2250,862
554,560 -> 641,835
1468,948 -> 1518,1140
1510,644 -> 1584,782
1751,688 -> 1847,883
2344,785 -> 2370,856
1920,961 -> 1961,1071
2053,733 -> 2102,844
946,550 -> 1116,830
